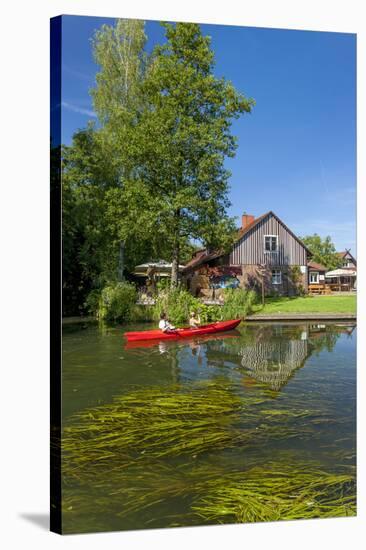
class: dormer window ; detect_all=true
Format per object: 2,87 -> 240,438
264,235 -> 278,252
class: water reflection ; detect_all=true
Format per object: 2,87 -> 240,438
185,322 -> 354,391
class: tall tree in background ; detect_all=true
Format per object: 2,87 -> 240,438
123,23 -> 254,287
301,234 -> 342,270
91,19 -> 148,280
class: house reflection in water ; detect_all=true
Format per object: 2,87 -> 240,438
225,323 -> 352,391
239,338 -> 310,391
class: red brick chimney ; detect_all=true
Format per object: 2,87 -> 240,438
242,213 -> 255,229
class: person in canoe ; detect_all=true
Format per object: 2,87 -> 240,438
189,311 -> 201,329
159,312 -> 176,333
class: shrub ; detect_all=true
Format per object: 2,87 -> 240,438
86,282 -> 137,323
130,304 -> 155,322
153,288 -> 199,325
84,289 -> 102,317
198,303 -> 222,323
221,288 -> 257,320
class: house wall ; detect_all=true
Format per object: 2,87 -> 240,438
230,213 -> 308,266
239,265 -> 307,297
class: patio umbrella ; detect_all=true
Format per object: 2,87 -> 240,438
133,260 -> 186,277
325,269 -> 356,277
325,268 -> 356,291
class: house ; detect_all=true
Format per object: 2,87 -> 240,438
325,250 -> 357,291
336,250 -> 357,269
183,211 -> 312,298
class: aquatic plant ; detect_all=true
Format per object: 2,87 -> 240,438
62,379 -> 332,481
61,372 -> 356,532
62,457 -> 356,533
192,462 -> 356,523
62,382 -> 259,471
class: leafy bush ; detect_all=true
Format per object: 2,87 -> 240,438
156,278 -> 171,293
86,282 -> 137,323
130,304 -> 155,322
221,288 -> 257,320
84,289 -> 102,316
153,288 -> 199,325
198,303 -> 222,323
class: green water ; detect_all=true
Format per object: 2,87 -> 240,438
61,321 -> 356,533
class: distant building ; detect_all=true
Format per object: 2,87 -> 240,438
336,250 -> 357,269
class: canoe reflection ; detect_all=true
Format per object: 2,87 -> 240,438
124,330 -> 240,350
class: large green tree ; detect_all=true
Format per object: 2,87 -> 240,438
62,20 -> 255,312
113,22 -> 255,286
301,234 -> 342,270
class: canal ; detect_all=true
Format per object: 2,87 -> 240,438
61,321 -> 356,533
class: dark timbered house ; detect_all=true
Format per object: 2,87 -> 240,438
184,211 -> 312,298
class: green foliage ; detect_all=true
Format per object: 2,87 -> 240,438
130,304 -> 155,322
288,265 -> 305,296
193,464 -> 355,523
62,19 -> 255,312
153,288 -> 198,325
156,277 -> 171,293
117,22 -> 255,286
153,288 -> 223,325
90,282 -> 137,322
153,287 -> 257,326
301,234 -> 342,270
197,303 -> 222,323
221,288 -> 257,320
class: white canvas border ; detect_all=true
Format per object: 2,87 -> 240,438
0,1 -> 364,548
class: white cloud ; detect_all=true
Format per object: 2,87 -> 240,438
62,65 -> 92,82
61,101 -> 97,118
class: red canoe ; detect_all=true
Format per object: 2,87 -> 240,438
124,319 -> 241,342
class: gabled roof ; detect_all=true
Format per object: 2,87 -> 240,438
336,250 -> 357,264
235,211 -> 313,256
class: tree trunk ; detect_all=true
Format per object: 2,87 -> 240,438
171,242 -> 180,289
117,241 -> 125,281
170,211 -> 180,289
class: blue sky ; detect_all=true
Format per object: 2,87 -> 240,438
60,15 -> 356,252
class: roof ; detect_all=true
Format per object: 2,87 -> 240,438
308,261 -> 327,271
184,211 -> 312,272
336,250 -> 357,264
183,250 -> 223,272
184,249 -> 209,269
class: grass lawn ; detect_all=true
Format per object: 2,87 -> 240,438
251,295 -> 356,315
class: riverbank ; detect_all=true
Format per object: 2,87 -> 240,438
62,295 -> 356,326
246,313 -> 356,321
251,295 -> 356,316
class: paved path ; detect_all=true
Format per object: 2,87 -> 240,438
246,313 -> 356,321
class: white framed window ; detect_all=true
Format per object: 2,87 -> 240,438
271,269 -> 282,285
309,271 -> 319,284
264,235 -> 278,252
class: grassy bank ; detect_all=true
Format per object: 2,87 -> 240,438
252,295 -> 356,315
